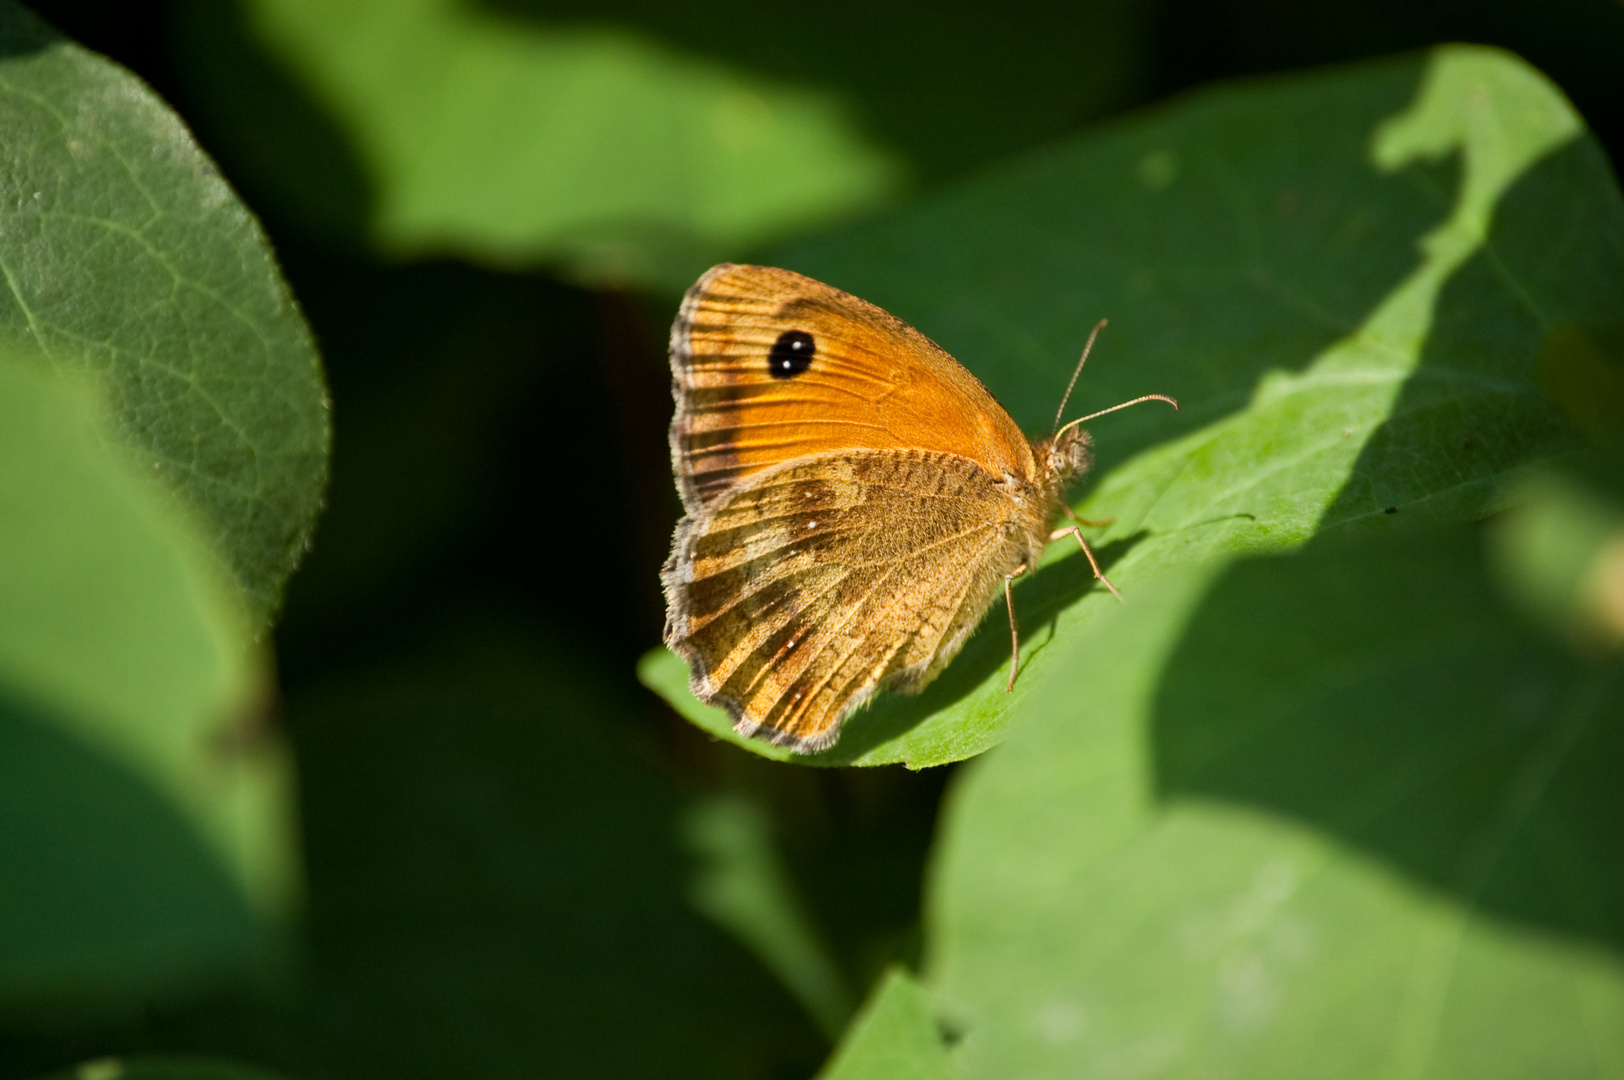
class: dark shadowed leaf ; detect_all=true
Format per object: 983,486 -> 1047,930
682,793 -> 855,1039
0,356 -> 294,1011
281,618 -> 823,1080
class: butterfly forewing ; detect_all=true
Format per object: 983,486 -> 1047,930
663,448 -> 1027,751
670,264 -> 1036,515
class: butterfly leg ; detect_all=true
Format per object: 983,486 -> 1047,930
1003,564 -> 1027,692
1060,504 -> 1115,529
1050,526 -> 1125,603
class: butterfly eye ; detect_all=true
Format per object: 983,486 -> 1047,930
768,330 -> 815,379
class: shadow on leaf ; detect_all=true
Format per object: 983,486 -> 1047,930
1152,528 -> 1624,958
1321,135 -> 1624,537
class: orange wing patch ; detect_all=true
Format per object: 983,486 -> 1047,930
669,264 -> 1035,513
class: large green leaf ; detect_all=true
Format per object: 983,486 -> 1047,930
223,0 -> 900,288
0,3 -> 329,626
917,525 -> 1624,1078
644,46 -> 1621,767
0,356 -> 295,1010
172,0 -> 1152,289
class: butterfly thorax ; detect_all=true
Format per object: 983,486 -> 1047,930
985,434 -> 1078,579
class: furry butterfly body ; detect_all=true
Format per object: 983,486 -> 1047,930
662,264 -> 1168,753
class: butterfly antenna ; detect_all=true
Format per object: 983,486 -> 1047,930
1052,318 -> 1108,434
1055,393 -> 1181,441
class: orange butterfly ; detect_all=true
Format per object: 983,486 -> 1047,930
661,265 -> 1175,752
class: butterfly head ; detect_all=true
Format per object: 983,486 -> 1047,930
1044,392 -> 1181,491
1040,423 -> 1094,487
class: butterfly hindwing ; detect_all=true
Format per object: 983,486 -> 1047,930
663,448 -> 1031,751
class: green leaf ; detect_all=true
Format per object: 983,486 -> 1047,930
0,356 -> 295,1010
924,525 -> 1624,1078
0,3 -> 330,626
283,619 -> 823,1079
816,967 -> 956,1080
228,0 -> 902,288
176,0 -> 1155,285
647,46 -> 1623,767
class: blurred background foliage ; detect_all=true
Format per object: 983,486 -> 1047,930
0,1 -> 1621,1078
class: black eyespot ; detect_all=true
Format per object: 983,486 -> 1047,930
768,330 -> 815,379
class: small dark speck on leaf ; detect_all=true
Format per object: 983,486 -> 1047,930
1384,507 -> 1398,515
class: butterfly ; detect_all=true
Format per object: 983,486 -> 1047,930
661,264 -> 1176,753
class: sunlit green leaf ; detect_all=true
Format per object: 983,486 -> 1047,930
816,967 -> 956,1080
924,526 -> 1624,1078
234,0 -> 902,288
0,3 -> 330,625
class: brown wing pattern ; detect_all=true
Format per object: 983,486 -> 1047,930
662,448 -> 1033,752
669,264 -> 1036,514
